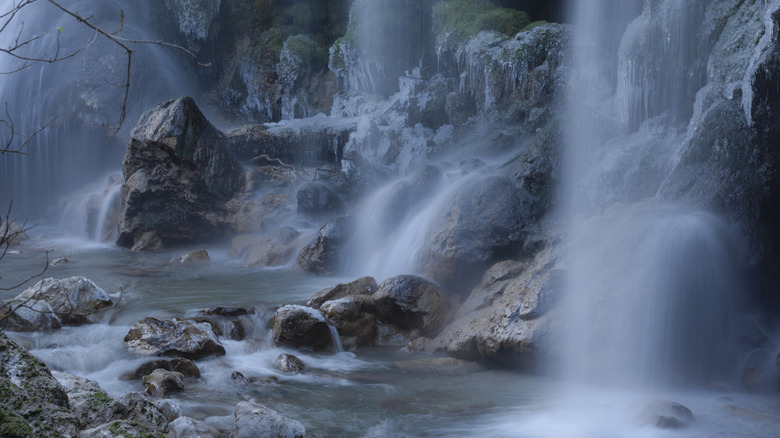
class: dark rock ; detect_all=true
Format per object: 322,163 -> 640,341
307,276 -> 378,309
295,216 -> 356,274
418,176 -> 533,293
231,400 -> 305,438
319,296 -> 379,349
275,354 -> 305,374
637,401 -> 694,430
173,249 -> 211,263
0,332 -> 80,437
230,372 -> 278,386
117,97 -> 245,249
229,320 -> 247,341
142,369 -> 184,397
271,305 -> 334,351
372,275 -> 451,337
202,307 -> 251,317
124,317 -> 226,360
121,358 -> 201,380
296,182 -> 345,219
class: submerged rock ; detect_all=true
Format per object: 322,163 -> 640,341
307,276 -> 378,309
271,305 -> 334,352
231,400 -> 305,438
372,275 -> 451,337
0,276 -> 113,331
124,317 -> 226,360
275,354 -> 305,374
117,97 -> 245,250
637,401 -> 694,429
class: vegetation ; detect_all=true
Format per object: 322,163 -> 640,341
433,0 -> 530,46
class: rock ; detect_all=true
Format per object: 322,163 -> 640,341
142,369 -> 185,397
231,400 -> 305,438
174,249 -> 210,263
372,275 -> 451,337
121,358 -> 201,380
0,299 -> 62,332
6,276 -> 113,326
50,257 -> 69,267
296,182 -> 344,219
637,401 -> 694,429
202,307 -> 252,317
231,372 -> 279,386
226,192 -> 294,235
418,176 -> 534,293
275,354 -> 305,374
294,216 -> 355,274
131,230 -> 163,251
124,317 -> 226,360
307,276 -> 378,309
53,372 -> 168,433
0,332 -> 80,437
230,228 -> 300,267
117,97 -> 245,249
319,296 -> 378,349
169,416 -> 221,438
271,305 -> 334,351
2,221 -> 29,246
80,420 -> 163,438
155,398 -> 182,422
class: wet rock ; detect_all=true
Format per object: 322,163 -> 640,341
418,176 -> 533,293
2,221 -> 29,246
231,371 -> 279,386
372,275 -> 451,337
124,317 -> 226,360
155,398 -> 182,422
637,401 -> 694,429
230,227 -> 300,268
0,332 -> 80,437
0,276 -> 113,332
295,216 -> 356,274
271,305 -> 334,351
202,307 -> 252,317
226,192 -> 293,235
121,358 -> 201,380
231,400 -> 305,438
169,416 -> 221,438
117,97 -> 245,250
296,182 -> 345,219
307,276 -> 378,309
51,257 -> 69,267
142,369 -> 185,397
319,296 -> 378,349
173,249 -> 211,263
131,230 -> 163,251
275,354 -> 305,374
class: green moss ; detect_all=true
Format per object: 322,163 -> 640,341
284,34 -> 328,68
433,0 -> 529,46
86,391 -> 113,410
0,407 -> 33,438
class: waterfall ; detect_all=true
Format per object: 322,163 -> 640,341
561,0 -> 747,388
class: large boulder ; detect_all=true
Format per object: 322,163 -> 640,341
307,276 -> 378,309
0,332 -> 81,437
371,275 -> 451,337
295,216 -> 355,274
169,416 -> 221,438
418,176 -> 533,293
142,369 -> 185,397
5,277 -> 113,327
124,317 -> 226,360
0,300 -> 61,332
117,97 -> 245,250
271,305 -> 334,352
231,400 -> 305,438
319,296 -> 378,349
121,358 -> 201,381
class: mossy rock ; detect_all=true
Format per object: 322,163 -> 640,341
433,0 -> 529,47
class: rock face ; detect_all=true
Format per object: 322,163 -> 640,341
372,275 -> 451,337
418,176 -> 533,293
296,182 -> 344,219
124,317 -> 226,359
0,332 -> 80,437
117,97 -> 245,250
231,400 -> 305,438
0,277 -> 113,331
295,216 -> 356,274
271,305 -> 334,351
307,276 -> 378,309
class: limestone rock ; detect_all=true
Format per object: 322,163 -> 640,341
231,400 -> 305,438
274,354 -> 305,374
142,369 -> 185,397
307,276 -> 378,309
117,97 -> 245,249
173,249 -> 211,263
295,216 -> 355,274
124,317 -> 226,360
0,300 -> 62,332
169,416 -> 221,438
121,358 -> 200,380
2,221 -> 29,246
319,296 -> 378,349
9,276 -> 113,326
271,305 -> 333,351
372,275 -> 451,337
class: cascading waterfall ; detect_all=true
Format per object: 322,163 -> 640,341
562,0 -> 746,388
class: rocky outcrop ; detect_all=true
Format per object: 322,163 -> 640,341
231,400 -> 305,438
295,216 -> 355,274
124,317 -> 226,359
117,97 -> 245,250
372,275 -> 451,337
271,305 -> 334,352
307,276 -> 378,309
0,277 -> 113,331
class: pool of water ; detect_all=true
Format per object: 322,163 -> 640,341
2,233 -> 779,437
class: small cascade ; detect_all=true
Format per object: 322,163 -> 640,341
328,324 -> 344,353
94,184 -> 122,243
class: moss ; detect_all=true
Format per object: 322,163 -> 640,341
0,407 -> 32,438
86,391 -> 113,410
433,0 -> 529,46
284,34 -> 328,69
